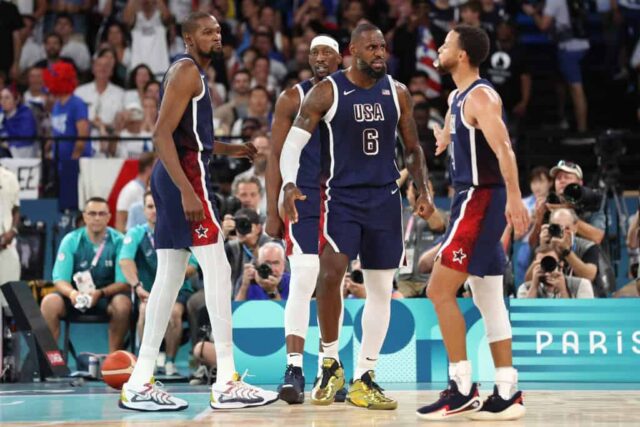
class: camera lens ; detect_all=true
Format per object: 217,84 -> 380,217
540,256 -> 558,273
546,193 -> 562,205
235,217 -> 253,235
548,223 -> 563,238
351,269 -> 364,284
563,183 -> 583,205
256,263 -> 272,279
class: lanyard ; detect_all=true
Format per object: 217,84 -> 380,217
91,238 -> 107,269
404,215 -> 415,243
146,227 -> 155,248
242,244 -> 254,261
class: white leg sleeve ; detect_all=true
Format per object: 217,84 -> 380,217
354,269 -> 394,379
191,242 -> 236,383
468,275 -> 512,343
129,249 -> 190,386
284,254 -> 319,339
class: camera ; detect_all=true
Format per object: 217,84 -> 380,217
74,293 -> 92,312
546,192 -> 563,205
548,223 -> 563,239
540,256 -> 558,273
235,216 -> 253,235
351,269 -> 364,284
256,263 -> 273,280
562,183 -> 601,212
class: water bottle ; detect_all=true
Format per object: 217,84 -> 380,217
88,355 -> 98,378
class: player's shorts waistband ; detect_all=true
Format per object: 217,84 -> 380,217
453,183 -> 505,193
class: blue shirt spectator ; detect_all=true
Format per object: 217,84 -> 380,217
235,242 -> 290,301
0,89 -> 38,158
50,94 -> 91,160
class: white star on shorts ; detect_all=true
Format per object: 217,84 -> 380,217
452,248 -> 467,264
195,224 -> 209,239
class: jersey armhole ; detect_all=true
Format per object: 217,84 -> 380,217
322,77 -> 339,123
387,76 -> 401,121
294,84 -> 305,116
459,84 -> 497,130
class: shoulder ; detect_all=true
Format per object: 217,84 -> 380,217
107,83 -> 125,96
575,236 -> 595,251
123,225 -> 144,244
60,228 -> 83,250
107,227 -> 125,243
74,83 -> 92,95
392,79 -> 409,95
275,85 -> 302,111
465,85 -> 502,112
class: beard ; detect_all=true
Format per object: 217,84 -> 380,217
357,57 -> 386,80
435,58 -> 453,74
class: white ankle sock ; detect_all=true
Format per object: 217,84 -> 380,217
287,353 -> 303,368
449,360 -> 472,395
495,366 -> 518,399
322,340 -> 339,363
316,351 -> 324,378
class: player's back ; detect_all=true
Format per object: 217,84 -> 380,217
294,79 -> 322,189
320,70 -> 400,189
160,53 -> 214,154
449,78 -> 504,188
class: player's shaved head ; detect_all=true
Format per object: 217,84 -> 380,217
350,22 -> 381,43
182,11 -> 214,36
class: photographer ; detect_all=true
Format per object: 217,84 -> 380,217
614,210 -> 640,297
518,247 -> 594,298
529,160 -> 605,248
235,242 -> 290,301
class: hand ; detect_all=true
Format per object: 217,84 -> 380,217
545,271 -> 567,293
531,262 -> 543,287
512,101 -> 528,117
222,214 -> 236,238
283,183 -> 306,224
551,229 -> 571,252
69,290 -> 79,306
181,188 -> 205,222
506,197 -> 529,237
257,275 -> 279,293
522,4 -> 536,15
241,263 -> 256,288
414,191 -> 435,221
135,285 -> 150,302
346,278 -> 367,298
90,289 -> 103,308
539,224 -> 551,247
433,124 -> 451,156
546,202 -> 570,211
0,230 -> 16,249
265,213 -> 285,239
229,142 -> 257,161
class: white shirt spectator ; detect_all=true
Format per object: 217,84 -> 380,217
19,36 -> 44,70
116,177 -> 146,215
61,36 -> 92,72
169,0 -> 191,23
543,0 -> 590,51
74,82 -> 125,127
130,9 -> 170,76
116,128 -> 152,159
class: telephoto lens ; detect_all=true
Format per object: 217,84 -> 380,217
540,256 -> 558,273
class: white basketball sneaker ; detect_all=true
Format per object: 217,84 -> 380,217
210,372 -> 279,409
119,378 -> 188,412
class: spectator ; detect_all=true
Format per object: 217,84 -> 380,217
479,0 -> 506,37
460,0 -> 482,28
235,241 -> 290,301
18,15 -> 42,72
53,13 -> 91,73
429,0 -> 456,47
44,62 -> 91,161
231,134 -> 268,212
166,15 -> 185,60
124,64 -> 155,107
205,65 -> 227,108
335,0 -> 367,52
124,0 -> 171,77
230,86 -> 272,136
397,178 -> 447,297
95,46 -> 127,89
34,33 -> 76,71
0,163 -> 21,285
523,0 -> 590,131
232,175 -> 263,214
101,22 -> 132,72
0,0 -> 23,80
483,21 -> 531,129
518,246 -> 594,298
344,259 -> 405,299
257,5 -> 290,58
251,55 -> 279,97
287,42 -> 310,73
0,88 -> 38,158
23,67 -> 47,109
214,69 -> 251,134
115,152 -> 155,231
40,197 -> 130,353
118,191 -> 197,376
143,80 -> 161,103
113,102 -> 153,158
249,26 -> 288,82
615,210 -> 640,296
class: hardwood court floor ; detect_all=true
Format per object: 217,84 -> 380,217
1,384 -> 640,426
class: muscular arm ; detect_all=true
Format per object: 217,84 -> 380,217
266,88 -> 300,218
395,82 -> 430,196
72,119 -> 89,159
576,219 -> 605,244
119,259 -> 139,286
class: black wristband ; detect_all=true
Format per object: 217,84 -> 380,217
560,249 -> 571,259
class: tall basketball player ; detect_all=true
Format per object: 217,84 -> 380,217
119,12 -> 278,411
265,35 -> 343,404
280,23 -> 434,409
416,25 -> 529,421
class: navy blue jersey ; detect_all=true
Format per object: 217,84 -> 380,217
320,71 -> 400,188
294,79 -> 322,189
160,54 -> 214,153
449,78 -> 504,188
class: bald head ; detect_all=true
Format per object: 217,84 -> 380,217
550,208 -> 579,232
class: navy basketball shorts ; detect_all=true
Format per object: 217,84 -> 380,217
437,186 -> 507,277
320,182 -> 404,270
151,150 -> 221,250
284,186 -> 320,255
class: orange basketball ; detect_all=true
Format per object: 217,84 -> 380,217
101,350 -> 137,390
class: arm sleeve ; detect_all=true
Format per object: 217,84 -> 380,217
280,127 -> 312,185
52,233 -> 77,283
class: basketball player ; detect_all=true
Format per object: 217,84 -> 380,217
119,12 -> 277,411
280,23 -> 434,409
415,25 -> 529,420
265,35 -> 343,404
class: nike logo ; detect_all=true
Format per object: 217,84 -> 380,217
365,357 -> 378,361
343,89 -> 356,95
391,188 -> 399,195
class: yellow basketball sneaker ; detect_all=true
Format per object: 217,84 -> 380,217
310,358 -> 345,406
347,371 -> 397,410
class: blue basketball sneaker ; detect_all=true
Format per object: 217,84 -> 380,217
416,380 -> 481,420
467,386 -> 526,421
278,365 -> 305,404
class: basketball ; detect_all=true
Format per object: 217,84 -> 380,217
101,351 -> 137,390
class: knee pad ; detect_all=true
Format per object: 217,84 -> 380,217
468,275 -> 512,343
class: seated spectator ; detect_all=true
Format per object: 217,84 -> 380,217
230,86 -> 272,137
124,64 -> 155,107
53,13 -> 91,73
40,197 -> 130,353
231,134 -> 268,212
101,21 -> 132,72
143,80 -> 161,104
232,175 -> 263,214
251,55 -> 279,97
235,242 -> 290,301
124,0 -> 171,77
0,88 -> 38,158
115,152 -> 155,232
118,191 -> 197,376
397,178 -> 447,297
34,32 -> 77,71
517,246 -> 594,298
113,102 -> 153,158
214,69 -> 251,134
23,67 -> 47,108
94,46 -> 127,88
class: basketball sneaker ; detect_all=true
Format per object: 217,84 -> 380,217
335,385 -> 347,403
416,380 -> 481,420
210,372 -> 279,409
119,377 -> 188,412
466,386 -> 526,421
278,365 -> 305,404
310,358 -> 345,406
346,371 -> 397,410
